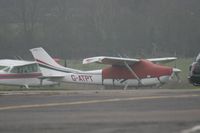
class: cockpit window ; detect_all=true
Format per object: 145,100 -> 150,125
0,66 -> 6,70
3,67 -> 10,72
10,64 -> 39,73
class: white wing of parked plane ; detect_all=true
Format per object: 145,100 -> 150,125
83,56 -> 140,65
83,56 -> 177,65
0,59 -> 36,67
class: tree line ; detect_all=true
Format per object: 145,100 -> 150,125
0,0 -> 199,59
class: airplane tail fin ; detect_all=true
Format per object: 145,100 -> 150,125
30,47 -> 63,68
30,47 -> 69,77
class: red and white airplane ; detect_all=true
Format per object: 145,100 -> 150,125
30,47 -> 181,89
0,59 -> 58,88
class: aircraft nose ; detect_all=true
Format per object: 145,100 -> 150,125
158,67 -> 181,83
170,68 -> 181,81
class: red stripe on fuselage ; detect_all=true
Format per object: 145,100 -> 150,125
0,73 -> 42,79
102,59 -> 172,79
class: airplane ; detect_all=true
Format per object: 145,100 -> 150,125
30,47 -> 181,89
188,53 -> 200,86
0,59 -> 58,88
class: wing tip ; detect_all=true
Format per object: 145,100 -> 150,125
83,56 -> 104,64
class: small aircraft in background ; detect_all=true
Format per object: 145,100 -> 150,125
188,53 -> 200,86
30,47 -> 181,89
0,59 -> 58,88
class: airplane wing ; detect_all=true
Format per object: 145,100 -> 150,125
83,56 -> 139,65
0,59 -> 36,66
147,57 -> 177,64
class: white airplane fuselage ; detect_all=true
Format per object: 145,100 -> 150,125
0,71 -> 57,87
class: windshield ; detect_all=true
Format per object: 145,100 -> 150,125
1,66 -> 11,72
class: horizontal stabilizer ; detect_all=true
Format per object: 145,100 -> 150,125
39,76 -> 65,82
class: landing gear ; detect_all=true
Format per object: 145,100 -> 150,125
123,83 -> 129,90
20,85 -> 29,89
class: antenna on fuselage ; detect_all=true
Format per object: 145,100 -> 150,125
174,52 -> 177,68
117,53 -> 129,58
64,59 -> 67,67
14,56 -> 23,60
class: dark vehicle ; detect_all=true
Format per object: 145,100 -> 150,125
188,53 -> 200,86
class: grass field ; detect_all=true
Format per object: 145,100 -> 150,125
0,58 -> 199,91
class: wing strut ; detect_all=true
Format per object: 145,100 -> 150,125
124,61 -> 142,87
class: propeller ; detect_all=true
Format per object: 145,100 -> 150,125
170,68 -> 181,82
170,53 -> 181,82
